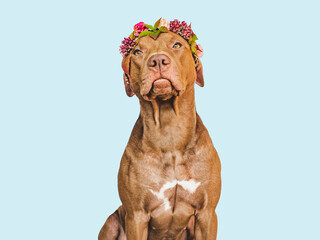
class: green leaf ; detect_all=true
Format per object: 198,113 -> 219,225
129,31 -> 135,39
144,24 -> 154,30
190,41 -> 197,53
139,30 -> 151,37
154,18 -> 161,29
188,35 -> 194,44
159,26 -> 168,32
191,45 -> 197,53
192,34 -> 198,41
149,30 -> 160,39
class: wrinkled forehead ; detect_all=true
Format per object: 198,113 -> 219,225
135,32 -> 190,50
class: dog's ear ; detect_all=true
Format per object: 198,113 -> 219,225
195,59 -> 204,87
122,55 -> 135,97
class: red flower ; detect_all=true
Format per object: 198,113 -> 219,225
133,22 -> 148,37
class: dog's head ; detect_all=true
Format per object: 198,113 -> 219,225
121,21 -> 204,101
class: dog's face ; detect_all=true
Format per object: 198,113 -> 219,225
122,31 -> 204,101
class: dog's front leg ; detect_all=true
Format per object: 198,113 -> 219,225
125,210 -> 149,240
195,209 -> 218,240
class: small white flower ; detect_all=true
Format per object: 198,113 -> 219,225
195,44 -> 204,58
159,18 -> 170,29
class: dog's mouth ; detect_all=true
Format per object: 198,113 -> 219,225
145,78 -> 179,101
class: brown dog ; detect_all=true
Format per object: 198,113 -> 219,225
99,31 -> 221,239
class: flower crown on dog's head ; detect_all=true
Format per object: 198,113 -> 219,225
120,18 -> 204,60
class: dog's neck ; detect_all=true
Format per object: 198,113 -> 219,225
138,86 -> 197,151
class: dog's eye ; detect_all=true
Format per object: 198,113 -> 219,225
172,42 -> 182,49
133,49 -> 142,55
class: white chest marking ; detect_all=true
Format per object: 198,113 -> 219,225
149,179 -> 201,211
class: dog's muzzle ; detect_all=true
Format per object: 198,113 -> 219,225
141,54 -> 184,101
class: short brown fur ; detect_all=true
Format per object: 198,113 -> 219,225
99,31 -> 221,240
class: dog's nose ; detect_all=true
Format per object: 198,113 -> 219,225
147,54 -> 171,72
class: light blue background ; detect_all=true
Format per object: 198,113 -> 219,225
0,0 -> 319,239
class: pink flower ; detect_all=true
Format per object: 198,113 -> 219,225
120,37 -> 135,57
133,22 -> 144,30
169,19 -> 193,41
195,44 -> 204,58
133,22 -> 148,37
159,18 -> 169,29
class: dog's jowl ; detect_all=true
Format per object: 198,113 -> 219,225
99,18 -> 221,240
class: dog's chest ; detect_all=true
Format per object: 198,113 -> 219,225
140,151 -> 206,229
149,179 -> 201,210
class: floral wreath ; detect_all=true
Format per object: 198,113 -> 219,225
120,18 -> 204,60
